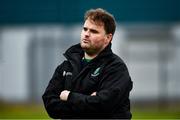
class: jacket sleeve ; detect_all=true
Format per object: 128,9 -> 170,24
42,62 -> 72,119
67,63 -> 132,114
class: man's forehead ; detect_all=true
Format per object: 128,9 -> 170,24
85,18 -> 104,27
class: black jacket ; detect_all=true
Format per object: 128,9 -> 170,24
42,43 -> 133,119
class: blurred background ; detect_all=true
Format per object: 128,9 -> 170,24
0,0 -> 180,119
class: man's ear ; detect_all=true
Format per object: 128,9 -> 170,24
106,33 -> 112,44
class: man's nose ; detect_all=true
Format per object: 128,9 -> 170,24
84,30 -> 90,37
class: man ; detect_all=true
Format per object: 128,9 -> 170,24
42,8 -> 133,119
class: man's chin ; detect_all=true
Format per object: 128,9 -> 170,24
80,43 -> 90,49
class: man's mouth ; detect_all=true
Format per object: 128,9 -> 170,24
82,39 -> 89,43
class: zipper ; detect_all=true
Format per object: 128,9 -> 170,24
70,63 -> 97,90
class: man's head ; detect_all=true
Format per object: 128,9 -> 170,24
80,8 -> 116,57
84,8 -> 116,36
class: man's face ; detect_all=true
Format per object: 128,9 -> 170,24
80,18 -> 112,55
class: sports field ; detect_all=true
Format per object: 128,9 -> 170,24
0,102 -> 180,119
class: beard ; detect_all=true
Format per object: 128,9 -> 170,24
80,41 -> 103,56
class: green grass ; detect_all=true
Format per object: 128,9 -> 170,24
0,103 -> 49,119
0,102 -> 180,119
132,108 -> 180,119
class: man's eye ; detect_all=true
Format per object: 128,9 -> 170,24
91,30 -> 98,33
83,27 -> 87,31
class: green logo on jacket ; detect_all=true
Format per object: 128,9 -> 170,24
91,67 -> 101,77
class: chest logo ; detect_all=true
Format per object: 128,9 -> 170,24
91,67 -> 101,77
63,71 -> 72,77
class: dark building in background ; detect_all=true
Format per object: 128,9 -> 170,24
0,0 -> 179,24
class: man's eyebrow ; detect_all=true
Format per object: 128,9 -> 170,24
83,27 -> 87,30
89,28 -> 99,33
83,26 -> 99,33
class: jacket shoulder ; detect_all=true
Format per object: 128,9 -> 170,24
103,53 -> 129,73
109,53 -> 126,65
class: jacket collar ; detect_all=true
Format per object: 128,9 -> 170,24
64,43 -> 113,64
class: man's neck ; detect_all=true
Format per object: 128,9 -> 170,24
84,52 -> 97,60
84,44 -> 109,60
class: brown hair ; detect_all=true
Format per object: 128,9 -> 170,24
84,8 -> 116,35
